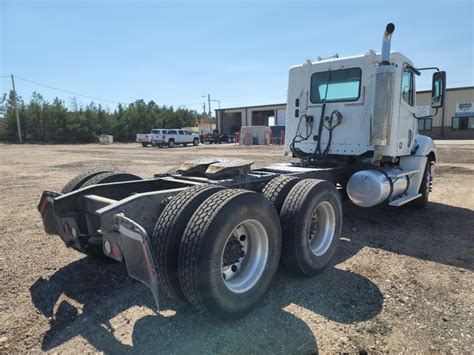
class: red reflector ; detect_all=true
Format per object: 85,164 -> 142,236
113,245 -> 122,258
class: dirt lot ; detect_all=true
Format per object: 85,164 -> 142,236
0,141 -> 473,353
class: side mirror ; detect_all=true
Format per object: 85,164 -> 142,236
431,71 -> 446,108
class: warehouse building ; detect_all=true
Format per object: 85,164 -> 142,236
216,86 -> 473,139
416,86 -> 474,139
216,103 -> 286,135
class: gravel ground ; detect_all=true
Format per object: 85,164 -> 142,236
0,141 -> 473,353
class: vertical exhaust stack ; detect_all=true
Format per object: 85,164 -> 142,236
381,23 -> 395,64
371,23 -> 396,166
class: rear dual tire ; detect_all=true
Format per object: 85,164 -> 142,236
60,170 -> 142,257
178,189 -> 282,319
279,179 -> 342,275
262,175 -> 300,213
151,185 -> 226,301
61,170 -> 110,193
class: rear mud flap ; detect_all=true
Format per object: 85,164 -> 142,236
110,214 -> 160,311
38,191 -> 62,235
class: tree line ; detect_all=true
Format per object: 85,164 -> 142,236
0,91 -> 202,143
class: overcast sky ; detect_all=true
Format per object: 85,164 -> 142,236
1,0 -> 473,112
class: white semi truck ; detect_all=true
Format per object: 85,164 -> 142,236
38,24 -> 445,319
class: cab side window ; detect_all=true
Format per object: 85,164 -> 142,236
401,67 -> 414,106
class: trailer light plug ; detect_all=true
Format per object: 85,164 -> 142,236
305,115 -> 314,125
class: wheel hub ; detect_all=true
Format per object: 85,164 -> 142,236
221,219 -> 269,293
223,236 -> 245,266
308,201 -> 336,256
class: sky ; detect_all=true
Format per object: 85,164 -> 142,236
1,0 -> 473,112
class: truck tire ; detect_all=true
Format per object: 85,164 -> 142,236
193,138 -> 199,146
168,139 -> 175,148
178,189 -> 281,319
262,175 -> 300,213
411,157 -> 434,209
151,185 -> 225,300
81,171 -> 142,187
61,170 -> 111,193
280,179 -> 342,276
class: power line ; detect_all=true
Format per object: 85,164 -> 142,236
12,75 -> 123,104
2,75 -> 210,109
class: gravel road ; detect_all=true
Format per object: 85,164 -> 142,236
0,142 -> 472,353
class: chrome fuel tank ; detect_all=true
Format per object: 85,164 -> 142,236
347,168 -> 409,208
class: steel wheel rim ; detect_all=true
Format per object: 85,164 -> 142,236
308,201 -> 336,256
221,219 -> 269,294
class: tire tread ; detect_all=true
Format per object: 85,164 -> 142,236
151,184 -> 225,299
178,189 -> 244,308
61,170 -> 110,193
262,176 -> 300,213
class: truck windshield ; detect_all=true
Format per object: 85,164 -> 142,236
310,67 -> 362,103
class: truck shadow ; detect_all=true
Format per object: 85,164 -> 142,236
29,201 -> 472,352
30,256 -> 382,353
336,201 -> 474,271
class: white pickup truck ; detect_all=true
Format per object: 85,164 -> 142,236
137,129 -> 200,148
136,129 -> 162,147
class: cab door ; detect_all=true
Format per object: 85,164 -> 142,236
177,130 -> 185,143
397,65 -> 417,155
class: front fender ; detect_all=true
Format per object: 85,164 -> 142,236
413,134 -> 436,160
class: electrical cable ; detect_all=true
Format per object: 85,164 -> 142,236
13,75 -> 123,104
309,70 -> 332,163
2,75 -> 204,110
289,113 -> 313,159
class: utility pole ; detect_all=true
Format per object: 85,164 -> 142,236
207,94 -> 211,118
202,102 -> 207,115
11,75 -> 23,143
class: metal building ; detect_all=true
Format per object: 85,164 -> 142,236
216,86 -> 473,139
216,103 -> 286,135
416,86 -> 474,139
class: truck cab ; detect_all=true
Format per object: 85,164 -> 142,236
285,51 -> 440,159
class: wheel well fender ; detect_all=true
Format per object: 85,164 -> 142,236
414,134 -> 436,161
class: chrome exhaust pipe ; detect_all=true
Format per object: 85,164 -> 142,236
371,23 -> 396,166
381,23 -> 395,64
